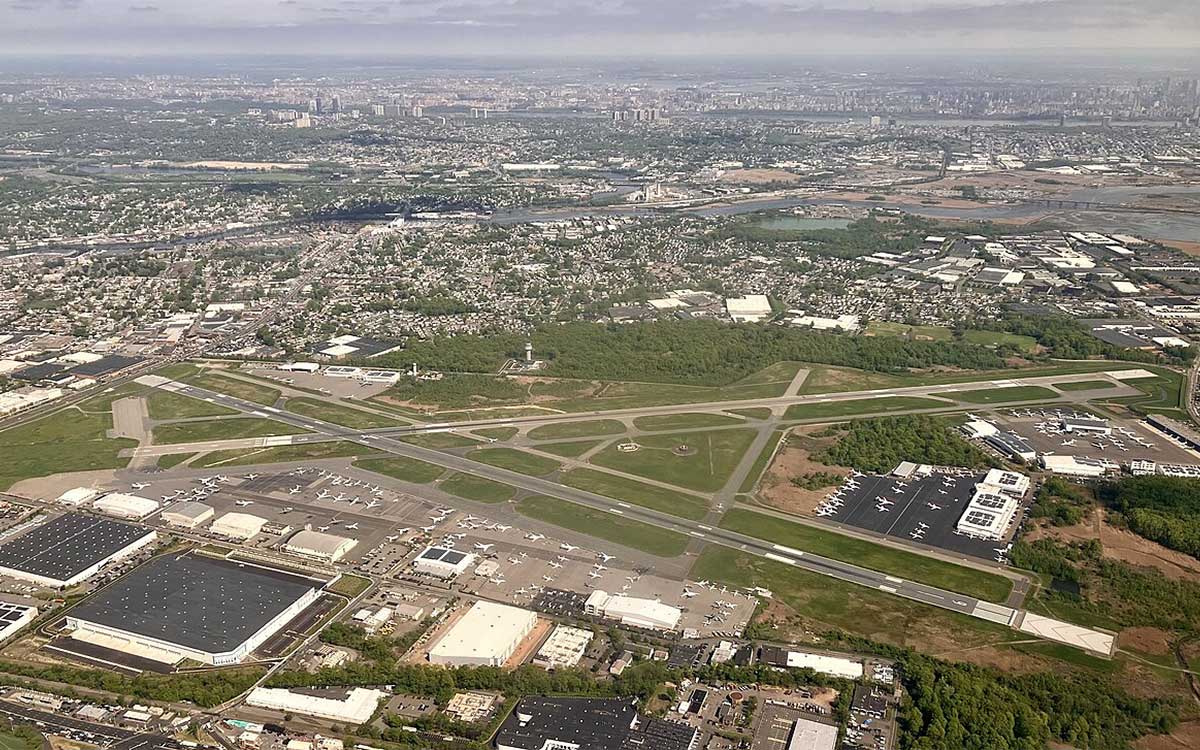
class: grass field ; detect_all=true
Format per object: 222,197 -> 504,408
152,417 -> 309,445
691,546 -> 1010,651
729,407 -> 772,420
399,432 -> 481,449
466,447 -> 561,476
632,413 -> 745,431
1053,380 -> 1117,392
527,419 -> 626,440
960,329 -> 1038,352
146,390 -> 237,420
797,360 -> 1128,396
1101,366 -> 1187,419
157,452 -> 197,469
355,455 -> 446,484
865,321 -> 953,340
184,371 -> 281,406
0,729 -> 41,750
284,397 -> 403,429
549,361 -> 807,412
326,573 -> 372,598
739,430 -> 785,494
439,473 -> 516,503
517,495 -> 689,557
720,508 -> 1012,602
784,396 -> 949,420
192,441 -> 377,468
0,406 -> 136,490
536,440 -> 603,458
590,428 -> 757,492
947,385 -> 1060,404
559,468 -> 710,520
474,426 -> 519,441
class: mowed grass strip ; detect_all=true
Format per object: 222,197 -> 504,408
474,426 -> 519,441
784,396 -> 949,421
400,432 -> 480,449
0,407 -> 135,490
739,430 -> 785,494
720,508 -> 1012,603
184,371 -> 281,406
283,397 -> 403,429
466,447 -> 561,476
691,546 -> 1010,651
157,452 -> 197,469
537,440 -> 602,458
439,473 -> 516,503
1054,380 -> 1117,392
355,455 -> 446,484
947,385 -> 1059,404
527,419 -> 626,440
152,417 -> 308,445
590,428 -> 758,492
146,390 -> 236,420
518,495 -> 689,557
559,468 -> 709,520
632,413 -> 745,431
193,441 -> 378,468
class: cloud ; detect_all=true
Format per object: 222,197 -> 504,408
0,0 -> 1196,55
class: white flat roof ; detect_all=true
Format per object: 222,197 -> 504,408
429,601 -> 535,664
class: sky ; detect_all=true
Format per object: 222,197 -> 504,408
2,0 -> 1198,57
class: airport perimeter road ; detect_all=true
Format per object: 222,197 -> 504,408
137,375 -> 1022,629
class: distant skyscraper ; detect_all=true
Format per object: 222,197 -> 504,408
331,95 -> 342,113
314,94 -> 325,114
869,115 -> 882,128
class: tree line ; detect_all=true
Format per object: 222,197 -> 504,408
817,415 -> 995,474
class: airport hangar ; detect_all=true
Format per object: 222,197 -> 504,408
0,513 -> 157,588
65,552 -> 324,666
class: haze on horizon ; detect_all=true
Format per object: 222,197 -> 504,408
2,0 -> 1199,59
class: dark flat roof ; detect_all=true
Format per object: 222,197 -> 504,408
497,697 -> 635,750
70,553 -> 318,654
0,513 -> 154,584
70,355 -> 143,377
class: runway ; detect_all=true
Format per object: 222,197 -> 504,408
136,374 -> 1023,630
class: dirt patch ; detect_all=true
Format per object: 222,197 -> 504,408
1027,509 -> 1200,582
1163,240 -> 1200,256
1120,627 -> 1175,657
1134,721 -> 1200,750
757,428 -> 848,516
7,468 -> 120,503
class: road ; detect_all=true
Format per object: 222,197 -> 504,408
139,374 -> 1026,628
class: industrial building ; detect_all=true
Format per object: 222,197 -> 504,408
496,697 -> 697,750
66,553 -> 321,665
786,717 -> 839,750
92,493 -> 160,520
756,646 -> 864,679
1062,416 -> 1112,435
411,546 -> 475,578
1148,414 -> 1200,451
532,625 -> 593,670
55,488 -> 98,507
245,687 -> 387,724
955,487 -> 1021,541
160,502 -> 215,529
584,591 -> 681,631
428,601 -> 537,667
983,431 -> 1038,462
1041,454 -> 1110,478
210,512 -> 268,540
0,513 -> 156,588
0,600 -> 38,642
283,529 -> 357,563
978,468 -> 1031,497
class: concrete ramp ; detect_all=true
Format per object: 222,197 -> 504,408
970,601 -> 1017,625
1015,611 -> 1116,656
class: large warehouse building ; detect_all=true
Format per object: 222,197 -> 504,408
66,552 -> 321,665
161,502 -> 215,529
584,591 -> 682,632
428,601 -> 537,667
411,546 -> 476,579
0,513 -> 157,588
92,493 -> 160,520
283,529 -> 357,563
210,512 -> 268,540
0,601 -> 38,643
496,697 -> 696,750
246,687 -> 387,724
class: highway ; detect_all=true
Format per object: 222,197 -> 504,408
141,374 -> 1020,627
